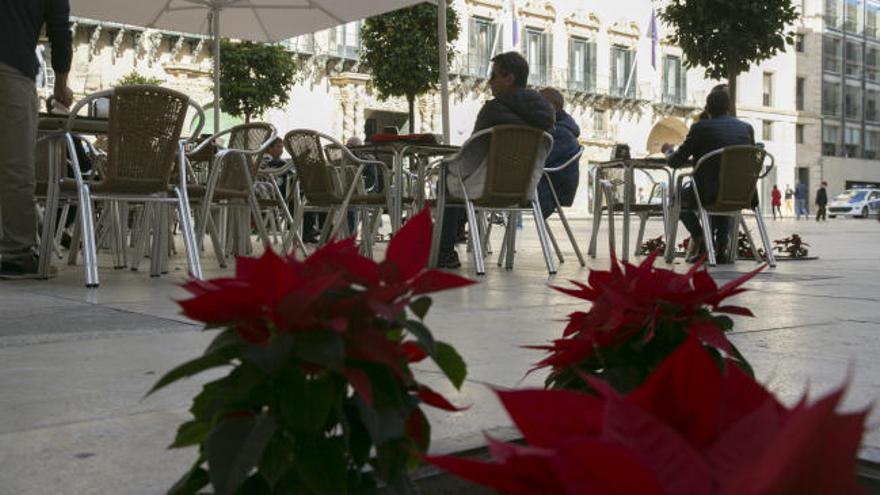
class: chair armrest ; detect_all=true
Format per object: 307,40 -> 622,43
543,147 -> 584,173
258,159 -> 297,177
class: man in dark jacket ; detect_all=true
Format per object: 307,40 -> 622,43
1,0 -> 73,278
815,181 -> 828,222
437,52 -> 555,268
668,89 -> 755,263
536,88 -> 581,219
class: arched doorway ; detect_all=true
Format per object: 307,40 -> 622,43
646,117 -> 688,154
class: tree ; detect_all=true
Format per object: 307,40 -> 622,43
360,2 -> 460,133
217,40 -> 297,123
116,71 -> 162,86
659,0 -> 798,115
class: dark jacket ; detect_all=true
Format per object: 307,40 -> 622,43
542,110 -> 581,206
795,182 -> 808,200
816,187 -> 828,206
0,0 -> 72,79
668,115 -> 755,205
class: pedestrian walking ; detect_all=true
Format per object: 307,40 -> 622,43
815,181 -> 828,222
1,0 -> 73,278
795,181 -> 809,220
784,184 -> 794,216
771,184 -> 782,220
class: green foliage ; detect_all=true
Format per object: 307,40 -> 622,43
659,0 -> 798,112
116,71 -> 162,86
217,40 -> 297,122
360,2 -> 460,129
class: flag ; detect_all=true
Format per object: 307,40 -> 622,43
511,0 -> 519,47
649,8 -> 659,70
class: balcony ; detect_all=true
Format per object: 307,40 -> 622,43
453,53 -> 492,79
661,91 -> 688,106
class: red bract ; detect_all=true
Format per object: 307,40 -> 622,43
531,251 -> 762,375
429,338 -> 868,495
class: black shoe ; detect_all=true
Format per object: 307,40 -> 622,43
437,250 -> 461,269
0,254 -> 56,279
716,245 -> 733,264
685,238 -> 706,263
60,232 -> 72,250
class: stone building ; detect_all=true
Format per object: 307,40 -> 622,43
55,0 -> 808,216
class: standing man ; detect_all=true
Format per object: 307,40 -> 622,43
795,181 -> 808,220
0,0 -> 73,278
815,181 -> 828,222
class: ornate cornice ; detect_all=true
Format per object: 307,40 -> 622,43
518,0 -> 556,26
329,72 -> 370,87
564,10 -> 601,34
607,19 -> 641,40
464,0 -> 503,10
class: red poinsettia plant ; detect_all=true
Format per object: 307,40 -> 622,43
430,337 -> 868,495
530,252 -> 761,393
637,235 -> 667,256
149,209 -> 475,494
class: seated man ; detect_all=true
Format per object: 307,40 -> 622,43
536,87 -> 581,219
667,89 -> 755,263
437,51 -> 555,268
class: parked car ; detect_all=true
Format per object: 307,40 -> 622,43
828,188 -> 880,218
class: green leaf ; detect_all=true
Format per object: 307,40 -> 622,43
403,320 -> 436,356
169,420 -> 212,449
713,315 -> 735,332
240,333 -> 293,373
433,341 -> 467,390
291,331 -> 345,372
257,432 -> 295,489
205,328 -> 243,356
727,341 -> 755,377
293,437 -> 348,495
168,465 -> 210,495
408,297 -> 432,320
277,370 -> 338,436
190,364 -> 266,421
148,344 -> 237,396
205,414 -> 277,495
354,396 -> 405,444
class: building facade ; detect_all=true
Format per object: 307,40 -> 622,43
55,0 -> 808,216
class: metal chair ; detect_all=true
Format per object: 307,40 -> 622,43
428,124 -> 556,276
283,130 -> 391,252
540,147 -> 585,267
46,85 -> 205,286
665,145 -> 776,267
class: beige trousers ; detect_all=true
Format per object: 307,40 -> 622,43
0,62 -> 38,260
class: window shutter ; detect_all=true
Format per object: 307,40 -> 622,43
680,62 -> 687,102
469,17 -> 477,75
629,49 -> 637,98
494,23 -> 503,55
568,38 -> 575,86
588,41 -> 597,92
546,32 -> 554,84
611,48 -> 618,93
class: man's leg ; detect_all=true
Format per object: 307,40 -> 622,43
536,177 -> 556,220
0,64 -> 38,264
711,216 -> 732,260
437,206 -> 463,268
678,185 -> 703,240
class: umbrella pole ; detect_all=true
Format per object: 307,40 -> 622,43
212,7 -> 221,135
437,0 -> 450,145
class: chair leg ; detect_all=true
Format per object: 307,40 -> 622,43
532,201 -> 558,276
505,213 -> 516,270
464,202 -> 485,276
546,220 -> 565,264
130,203 -> 152,272
38,181 -> 59,278
160,204 -> 171,274
556,204 -> 586,267
588,184 -> 603,258
149,204 -> 163,278
601,181 -> 617,259
739,215 -> 760,264
249,193 -> 272,252
698,208 -> 717,266
205,213 -> 227,268
497,213 -> 511,267
634,212 -> 648,257
174,186 -> 203,279
76,184 -> 99,287
753,206 -> 776,267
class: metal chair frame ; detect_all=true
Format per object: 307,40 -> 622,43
541,147 -> 586,267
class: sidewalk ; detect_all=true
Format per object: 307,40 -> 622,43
1,216 -> 878,493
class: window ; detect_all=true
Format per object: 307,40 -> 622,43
762,120 -> 774,141
865,128 -> 880,158
868,0 -> 880,38
523,27 -> 552,86
763,72 -> 774,107
823,80 -> 842,116
845,125 -> 862,156
610,45 -> 636,97
468,17 -> 499,78
867,87 -> 880,121
823,123 -> 841,155
845,0 -> 863,33
796,77 -> 806,110
663,55 -> 687,104
826,0 -> 842,28
796,34 -> 805,52
568,37 -> 596,92
331,21 -> 360,59
593,109 -> 606,137
845,83 -> 863,120
824,35 -> 843,73
796,124 -> 806,143
845,40 -> 863,78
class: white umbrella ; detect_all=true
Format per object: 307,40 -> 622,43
70,0 -> 430,133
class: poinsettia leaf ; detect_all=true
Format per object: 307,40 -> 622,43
169,420 -> 212,449
204,328 -> 243,355
495,388 -> 603,447
433,341 -> 467,389
168,464 -> 210,495
291,330 -> 345,372
293,437 -> 348,495
427,454 -> 551,495
354,396 -> 406,444
418,385 -> 468,411
712,315 -> 735,331
554,438 -> 667,495
714,305 -> 755,317
344,367 -> 374,407
205,414 -> 277,495
410,269 -> 476,295
386,208 -> 432,281
686,319 -> 732,353
725,343 -> 755,377
240,333 -> 294,373
148,343 -> 238,396
401,341 -> 429,363
403,319 -> 436,356
258,433 -> 296,489
405,407 -> 431,453
278,369 -> 337,435
409,297 -> 432,320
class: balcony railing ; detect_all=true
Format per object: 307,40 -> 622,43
453,53 -> 492,79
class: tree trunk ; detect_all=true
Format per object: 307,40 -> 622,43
407,95 -> 415,134
245,112 -> 251,124
727,67 -> 738,117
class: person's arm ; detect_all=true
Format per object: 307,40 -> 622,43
46,0 -> 73,108
667,124 -> 701,169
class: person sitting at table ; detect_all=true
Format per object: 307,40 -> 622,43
535,88 -> 581,219
436,51 -> 555,269
667,88 -> 755,264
